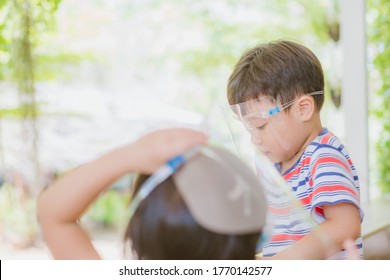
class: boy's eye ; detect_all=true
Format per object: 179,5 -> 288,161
256,124 -> 266,130
245,117 -> 267,131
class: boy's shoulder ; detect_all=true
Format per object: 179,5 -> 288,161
307,128 -> 354,167
309,128 -> 344,153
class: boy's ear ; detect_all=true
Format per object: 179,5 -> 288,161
296,95 -> 315,121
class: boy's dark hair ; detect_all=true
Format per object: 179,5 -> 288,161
125,174 -> 261,260
227,40 -> 324,111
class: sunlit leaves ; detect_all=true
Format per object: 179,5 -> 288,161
368,0 -> 390,194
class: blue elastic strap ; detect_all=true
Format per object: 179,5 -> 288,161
166,155 -> 186,171
268,106 -> 280,116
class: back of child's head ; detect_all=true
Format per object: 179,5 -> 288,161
125,146 -> 267,260
227,40 -> 324,111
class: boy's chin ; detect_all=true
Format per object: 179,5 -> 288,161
256,150 -> 278,163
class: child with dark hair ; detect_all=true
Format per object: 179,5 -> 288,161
227,40 -> 363,259
37,128 -> 268,260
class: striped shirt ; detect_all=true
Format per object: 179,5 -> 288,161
256,128 -> 363,259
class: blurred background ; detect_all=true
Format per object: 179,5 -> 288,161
0,0 -> 389,259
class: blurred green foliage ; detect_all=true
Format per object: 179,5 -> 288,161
369,0 -> 390,194
85,190 -> 130,230
85,175 -> 133,230
0,183 -> 37,246
0,0 -> 62,82
163,0 -> 340,112
0,0 -> 90,115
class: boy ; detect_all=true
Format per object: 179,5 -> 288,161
227,40 -> 363,259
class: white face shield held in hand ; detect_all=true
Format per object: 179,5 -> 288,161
128,145 -> 268,235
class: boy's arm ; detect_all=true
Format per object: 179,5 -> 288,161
268,202 -> 361,259
37,128 -> 207,259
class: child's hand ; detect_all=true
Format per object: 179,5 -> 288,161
130,128 -> 208,174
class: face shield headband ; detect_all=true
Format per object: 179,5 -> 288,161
230,91 -> 324,133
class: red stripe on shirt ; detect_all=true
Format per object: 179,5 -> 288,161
312,156 -> 350,175
312,185 -> 358,199
271,234 -> 305,242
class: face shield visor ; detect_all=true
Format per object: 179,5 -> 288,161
229,91 -> 324,163
230,91 -> 323,131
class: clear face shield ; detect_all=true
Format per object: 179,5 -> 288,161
230,91 -> 323,128
229,91 -> 324,164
